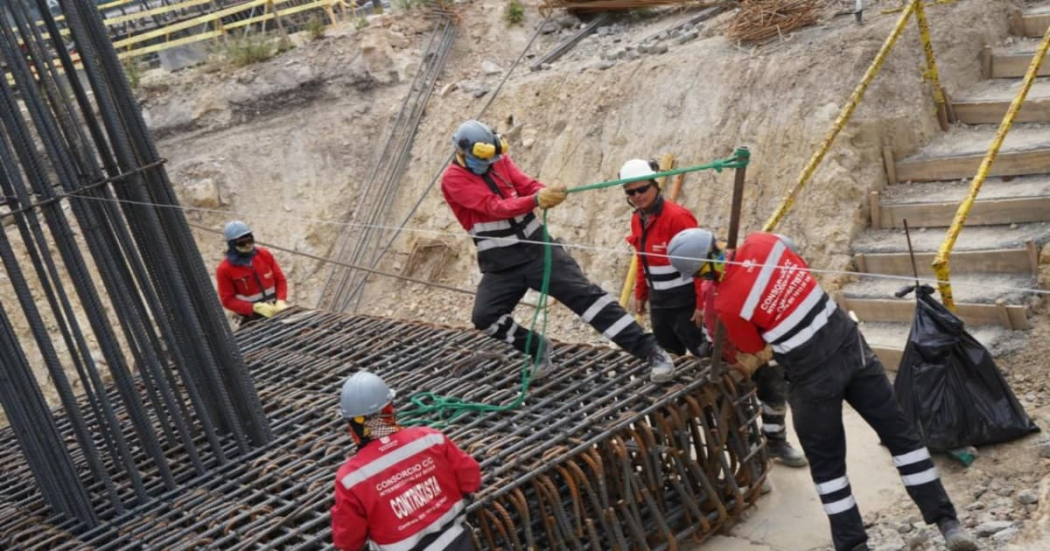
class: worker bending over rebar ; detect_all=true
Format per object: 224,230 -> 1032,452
667,229 -> 976,551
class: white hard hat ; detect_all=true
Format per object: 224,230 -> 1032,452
339,371 -> 396,419
668,228 -> 715,277
618,159 -> 657,182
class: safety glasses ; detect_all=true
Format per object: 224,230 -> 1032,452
234,235 -> 254,247
624,183 -> 654,197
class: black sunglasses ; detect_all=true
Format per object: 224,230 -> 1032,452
624,183 -> 654,196
234,235 -> 254,246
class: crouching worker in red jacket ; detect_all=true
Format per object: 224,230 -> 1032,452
215,220 -> 289,323
666,229 -> 975,551
331,372 -> 482,551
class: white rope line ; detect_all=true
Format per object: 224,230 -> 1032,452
65,193 -> 1050,296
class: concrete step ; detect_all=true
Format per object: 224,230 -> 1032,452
1017,9 -> 1050,38
873,195 -> 1050,229
853,245 -> 1038,278
836,294 -> 1029,330
987,38 -> 1050,78
895,124 -> 1050,182
858,321 -> 1028,372
952,78 -> 1050,124
839,273 -> 1037,307
851,223 -> 1050,255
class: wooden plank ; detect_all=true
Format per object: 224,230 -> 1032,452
869,191 -> 881,229
895,148 -> 1050,182
1027,239 -> 1040,275
842,298 -> 1029,329
991,52 -> 1050,78
882,146 -> 896,186
951,96 -> 1050,124
1022,13 -> 1050,38
879,196 -> 1050,228
855,248 -> 1033,276
1010,8 -> 1025,36
982,44 -> 992,79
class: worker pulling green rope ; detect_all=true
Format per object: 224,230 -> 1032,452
398,144 -> 750,428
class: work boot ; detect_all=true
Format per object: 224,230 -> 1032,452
850,544 -> 870,551
647,345 -> 676,383
531,338 -> 554,381
937,518 -> 977,551
766,438 -> 808,468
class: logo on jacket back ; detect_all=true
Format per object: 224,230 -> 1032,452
389,475 -> 444,520
653,243 -> 667,252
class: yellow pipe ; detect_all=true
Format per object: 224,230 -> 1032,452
914,0 -> 949,130
619,155 -> 676,320
932,21 -> 1050,310
763,1 -> 917,232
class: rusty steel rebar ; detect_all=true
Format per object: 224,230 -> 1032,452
0,310 -> 769,548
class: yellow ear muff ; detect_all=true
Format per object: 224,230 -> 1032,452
472,141 -> 497,159
497,135 -> 509,155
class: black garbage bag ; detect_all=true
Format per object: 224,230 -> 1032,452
893,285 -> 1039,452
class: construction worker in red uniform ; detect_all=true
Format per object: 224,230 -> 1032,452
620,158 -> 805,467
215,220 -> 290,323
667,229 -> 976,551
331,371 -> 481,551
441,121 -> 675,382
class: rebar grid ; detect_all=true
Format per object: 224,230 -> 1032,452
0,310 -> 769,549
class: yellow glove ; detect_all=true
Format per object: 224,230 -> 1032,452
536,184 -> 568,209
253,302 -> 277,318
273,300 -> 290,313
733,345 -> 773,376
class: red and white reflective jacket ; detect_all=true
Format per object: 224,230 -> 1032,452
700,280 -> 739,364
215,247 -> 287,317
441,156 -> 546,273
713,232 -> 843,363
331,427 -> 482,551
625,197 -> 704,310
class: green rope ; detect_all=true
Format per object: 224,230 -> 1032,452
397,149 -> 749,427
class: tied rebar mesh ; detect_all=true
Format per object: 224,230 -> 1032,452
0,310 -> 770,548
0,0 -> 270,529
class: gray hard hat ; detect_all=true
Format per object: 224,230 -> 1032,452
339,371 -> 396,419
223,220 -> 252,242
668,228 -> 715,277
452,120 -> 497,154
773,233 -> 799,254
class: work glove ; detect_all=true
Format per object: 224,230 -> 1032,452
253,302 -> 277,318
733,345 -> 773,377
273,300 -> 290,313
535,183 -> 568,209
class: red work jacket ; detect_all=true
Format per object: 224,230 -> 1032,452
215,247 -> 287,317
713,232 -> 839,360
331,427 -> 482,551
441,156 -> 546,273
625,197 -> 704,310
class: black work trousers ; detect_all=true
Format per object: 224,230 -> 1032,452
753,362 -> 789,440
472,246 -> 655,361
786,328 -> 957,551
650,304 -> 706,357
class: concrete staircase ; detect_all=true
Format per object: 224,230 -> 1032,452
845,6 -> 1050,370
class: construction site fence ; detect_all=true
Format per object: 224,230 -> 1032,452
26,0 -> 380,66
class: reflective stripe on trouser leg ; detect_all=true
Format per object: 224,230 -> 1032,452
482,314 -> 537,356
843,341 -> 958,525
539,247 -> 654,358
761,404 -> 786,439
